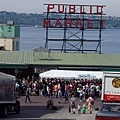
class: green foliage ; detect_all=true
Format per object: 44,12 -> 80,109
0,11 -> 120,28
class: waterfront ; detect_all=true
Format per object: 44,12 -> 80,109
20,27 -> 120,54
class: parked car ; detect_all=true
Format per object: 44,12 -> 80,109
95,103 -> 120,120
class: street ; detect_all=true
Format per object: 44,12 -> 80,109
2,96 -> 101,120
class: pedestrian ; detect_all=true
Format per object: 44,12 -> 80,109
86,96 -> 94,114
79,88 -> 83,102
58,88 -> 62,103
53,84 -> 58,98
81,103 -> 87,114
77,103 -> 81,114
70,94 -> 76,114
25,87 -> 31,103
46,98 -> 53,110
64,89 -> 68,102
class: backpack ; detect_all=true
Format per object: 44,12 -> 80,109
91,101 -> 94,105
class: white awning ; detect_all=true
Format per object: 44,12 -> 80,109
39,70 -> 103,79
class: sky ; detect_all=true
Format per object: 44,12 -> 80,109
0,0 -> 119,16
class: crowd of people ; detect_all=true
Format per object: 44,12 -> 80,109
15,76 -> 102,113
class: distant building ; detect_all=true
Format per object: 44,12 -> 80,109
0,21 -> 20,51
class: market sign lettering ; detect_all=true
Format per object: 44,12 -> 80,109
47,4 -> 104,14
43,4 -> 106,29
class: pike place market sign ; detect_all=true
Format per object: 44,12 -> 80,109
43,4 -> 106,29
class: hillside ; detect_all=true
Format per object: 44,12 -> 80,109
0,11 -> 120,28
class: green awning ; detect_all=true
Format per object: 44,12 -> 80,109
0,65 -> 28,69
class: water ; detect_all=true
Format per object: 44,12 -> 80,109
20,27 -> 120,54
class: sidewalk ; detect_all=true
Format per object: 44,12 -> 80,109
16,96 -> 99,120
40,108 -> 97,120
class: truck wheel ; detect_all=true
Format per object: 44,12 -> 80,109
0,106 -> 7,118
15,100 -> 20,114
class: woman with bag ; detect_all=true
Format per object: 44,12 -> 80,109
86,96 -> 94,114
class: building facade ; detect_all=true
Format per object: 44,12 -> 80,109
0,23 -> 20,51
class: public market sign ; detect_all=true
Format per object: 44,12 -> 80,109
43,4 -> 106,29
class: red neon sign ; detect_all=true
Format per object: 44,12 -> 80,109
46,4 -> 105,14
43,18 -> 105,29
43,4 -> 106,29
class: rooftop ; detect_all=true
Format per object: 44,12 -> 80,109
0,51 -> 120,68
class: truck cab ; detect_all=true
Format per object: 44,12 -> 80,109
0,72 -> 20,117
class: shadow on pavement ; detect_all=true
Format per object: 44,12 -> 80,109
6,105 -> 67,119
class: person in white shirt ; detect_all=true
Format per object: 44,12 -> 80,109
96,85 -> 100,97
77,103 -> 81,114
58,88 -> 62,103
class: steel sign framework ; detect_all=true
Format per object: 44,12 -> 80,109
43,4 -> 106,53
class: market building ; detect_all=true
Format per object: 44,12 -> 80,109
0,50 -> 120,79
0,13 -> 119,80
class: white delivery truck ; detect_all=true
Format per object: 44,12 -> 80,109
101,72 -> 120,102
0,72 -> 20,118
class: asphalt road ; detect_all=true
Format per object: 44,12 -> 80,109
2,95 -> 101,120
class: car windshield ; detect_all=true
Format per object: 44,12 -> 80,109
100,104 -> 120,112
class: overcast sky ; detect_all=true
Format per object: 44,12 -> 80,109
0,0 -> 119,16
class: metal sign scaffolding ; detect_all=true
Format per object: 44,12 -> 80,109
43,4 -> 106,53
